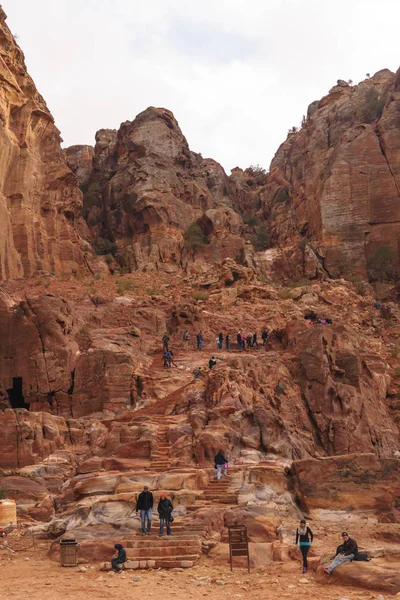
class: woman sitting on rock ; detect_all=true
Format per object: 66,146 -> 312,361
296,518 -> 314,573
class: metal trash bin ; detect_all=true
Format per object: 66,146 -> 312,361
60,539 -> 78,566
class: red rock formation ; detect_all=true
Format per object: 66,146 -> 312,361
292,453 -> 400,522
67,107 -> 248,271
264,69 -> 400,279
0,7 -> 89,279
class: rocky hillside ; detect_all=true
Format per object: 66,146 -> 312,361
263,68 -> 400,280
2,11 -> 400,594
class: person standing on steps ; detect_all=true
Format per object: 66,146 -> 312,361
252,332 -> 259,348
158,493 -> 173,537
226,333 -> 230,350
209,356 -> 217,370
162,332 -> 170,352
196,331 -> 203,351
214,449 -> 228,480
218,332 -> 223,350
236,331 -> 242,350
183,330 -> 190,348
162,352 -> 169,368
296,518 -> 314,573
262,328 -> 269,346
136,485 -> 154,536
111,543 -> 126,573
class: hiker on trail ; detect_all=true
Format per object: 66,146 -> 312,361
183,330 -> 190,347
323,532 -> 358,574
209,356 -> 217,370
296,518 -> 314,573
111,543 -> 126,573
162,352 -> 169,368
261,328 -> 269,346
241,333 -> 246,349
237,332 -> 242,350
193,367 -> 202,381
158,493 -> 173,537
215,335 -> 220,349
252,332 -> 258,348
226,334 -> 230,350
214,449 -> 228,480
162,332 -> 170,352
218,332 -> 223,350
166,350 -> 176,367
246,334 -> 252,348
136,485 -> 154,536
196,331 -> 203,351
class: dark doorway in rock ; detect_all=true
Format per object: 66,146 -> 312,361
7,377 -> 28,409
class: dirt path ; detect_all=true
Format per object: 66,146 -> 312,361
0,547 -> 373,600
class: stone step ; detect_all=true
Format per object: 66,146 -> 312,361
123,558 -> 197,569
127,552 -> 200,561
127,547 -> 199,558
204,495 -> 238,504
125,539 -> 200,548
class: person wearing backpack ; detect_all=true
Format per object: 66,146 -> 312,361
158,493 -> 173,537
295,518 -> 314,573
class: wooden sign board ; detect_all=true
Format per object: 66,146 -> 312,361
228,525 -> 250,573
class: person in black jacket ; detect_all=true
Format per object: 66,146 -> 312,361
323,532 -> 358,574
214,450 -> 228,480
111,543 -> 126,573
158,493 -> 173,537
295,518 -> 314,573
136,486 -> 154,535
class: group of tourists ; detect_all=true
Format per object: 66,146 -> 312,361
295,519 -> 367,574
180,329 -> 270,351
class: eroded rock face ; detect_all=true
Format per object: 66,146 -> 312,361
292,453 -> 400,522
69,107 -> 248,271
0,8 -> 90,279
264,68 -> 400,278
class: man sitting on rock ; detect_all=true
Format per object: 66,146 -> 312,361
323,532 -> 358,574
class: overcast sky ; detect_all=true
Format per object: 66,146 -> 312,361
5,0 -> 400,172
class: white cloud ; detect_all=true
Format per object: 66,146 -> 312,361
4,0 -> 400,172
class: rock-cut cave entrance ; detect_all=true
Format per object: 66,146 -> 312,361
7,377 -> 28,409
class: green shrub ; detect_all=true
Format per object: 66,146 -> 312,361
288,278 -> 310,289
245,165 -> 268,185
79,325 -> 88,335
391,343 -> 400,359
367,246 -> 396,282
94,273 -> 103,281
277,289 -> 291,299
275,188 -> 290,204
0,488 -> 7,500
94,237 -> 117,256
184,223 -> 209,249
251,225 -> 271,251
358,87 -> 385,123
192,291 -> 209,301
104,254 -> 113,265
117,280 -> 137,295
243,215 -> 260,227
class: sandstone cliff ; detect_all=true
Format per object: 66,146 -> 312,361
264,68 -> 400,280
0,7 -> 90,279
66,108 -> 261,273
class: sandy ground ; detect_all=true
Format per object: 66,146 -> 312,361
0,546 -> 386,600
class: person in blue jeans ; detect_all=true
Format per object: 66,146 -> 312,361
323,532 -> 358,574
158,494 -> 173,536
136,485 -> 153,535
111,543 -> 126,573
214,450 -> 228,480
295,518 -> 314,572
